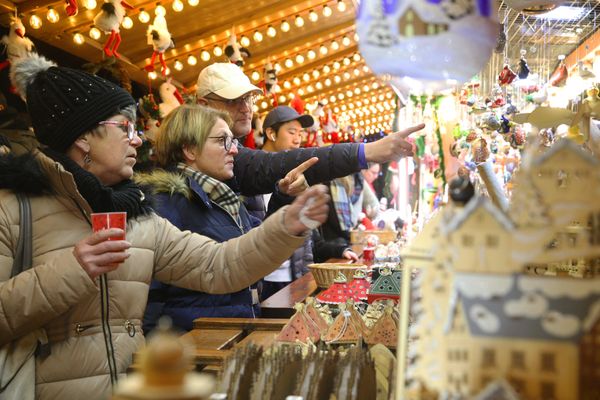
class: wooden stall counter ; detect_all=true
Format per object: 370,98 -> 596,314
182,317 -> 287,372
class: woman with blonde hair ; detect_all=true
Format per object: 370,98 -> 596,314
139,104 -> 318,332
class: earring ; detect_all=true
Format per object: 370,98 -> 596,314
83,153 -> 92,164
271,135 -> 276,141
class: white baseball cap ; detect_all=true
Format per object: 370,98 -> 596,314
196,63 -> 262,99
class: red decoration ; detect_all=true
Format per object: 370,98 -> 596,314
317,273 -> 354,304
65,0 -> 78,16
290,94 -> 305,114
549,62 -> 568,87
498,65 -> 517,86
348,272 -> 369,301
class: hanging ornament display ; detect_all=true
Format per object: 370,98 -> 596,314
503,0 -> 563,15
494,23 -> 506,53
549,60 -> 568,87
0,16 -> 35,87
93,0 -> 134,58
144,13 -> 174,75
224,31 -> 250,67
356,0 -> 499,95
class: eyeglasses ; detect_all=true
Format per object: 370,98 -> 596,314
99,120 -> 138,142
205,93 -> 256,108
208,135 -> 239,152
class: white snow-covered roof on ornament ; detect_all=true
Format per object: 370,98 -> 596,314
442,196 -> 514,235
473,379 -> 520,400
531,138 -> 599,168
450,272 -> 600,342
395,0 -> 452,25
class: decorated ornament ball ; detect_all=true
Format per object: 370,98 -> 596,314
356,0 -> 499,95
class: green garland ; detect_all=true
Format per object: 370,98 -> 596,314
431,96 -> 447,187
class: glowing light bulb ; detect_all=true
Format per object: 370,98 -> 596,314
309,10 -> 318,22
139,10 -> 150,23
288,93 -> 295,100
201,50 -> 210,61
122,16 -> 133,29
343,72 -> 351,80
47,7 -> 59,23
307,50 -> 316,60
293,77 -> 301,85
148,71 -> 158,80
279,95 -> 287,104
323,65 -> 331,74
298,88 -> 305,96
172,0 -> 184,12
342,36 -> 351,46
84,0 -> 97,10
253,31 -> 263,42
316,82 -> 323,90
281,20 -> 290,32
303,73 -> 310,82
330,40 -> 339,51
213,46 -> 223,56
274,63 -> 281,72
362,65 -> 369,72
338,93 -> 344,100
155,5 -> 167,16
312,70 -> 320,78
333,61 -> 341,70
285,59 -> 294,68
251,71 -> 260,81
240,35 -> 250,47
261,101 -> 268,109
319,45 -> 328,55
283,81 -> 291,89
73,33 -> 85,45
29,15 -> 42,30
329,95 -> 336,103
307,85 -> 314,92
267,25 -> 277,37
187,55 -> 197,65
295,15 -> 304,27
295,54 -> 304,64
164,67 -> 171,76
325,78 -> 332,86
334,75 -> 341,83
323,5 -> 332,17
174,60 -> 184,71
188,0 -> 199,5
89,27 -> 101,40
337,0 -> 347,12
353,53 -> 361,62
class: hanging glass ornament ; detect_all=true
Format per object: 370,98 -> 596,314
518,50 -> 530,80
356,0 -> 499,95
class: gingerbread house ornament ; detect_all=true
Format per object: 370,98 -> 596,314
323,305 -> 362,344
304,297 -> 330,331
366,305 -> 398,348
348,269 -> 370,301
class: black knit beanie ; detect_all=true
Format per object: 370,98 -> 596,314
11,54 -> 135,152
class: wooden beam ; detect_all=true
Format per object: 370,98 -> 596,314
0,0 -> 16,13
15,0 -> 57,13
276,45 -> 358,81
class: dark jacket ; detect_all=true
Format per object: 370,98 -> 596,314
137,170 -> 262,333
232,143 -> 362,220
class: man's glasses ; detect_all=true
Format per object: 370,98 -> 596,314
206,93 -> 256,108
208,135 -> 239,152
99,120 -> 138,142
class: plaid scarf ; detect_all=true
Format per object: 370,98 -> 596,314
177,163 -> 241,223
330,178 -> 353,232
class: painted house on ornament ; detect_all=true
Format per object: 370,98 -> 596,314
441,273 -> 600,400
398,5 -> 449,38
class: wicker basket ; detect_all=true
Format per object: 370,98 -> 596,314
308,263 -> 367,288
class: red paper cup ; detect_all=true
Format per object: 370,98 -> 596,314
91,212 -> 127,240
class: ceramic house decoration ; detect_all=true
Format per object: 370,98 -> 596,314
356,0 -> 499,94
366,305 -> 398,348
276,304 -> 320,344
368,267 -> 401,303
317,272 -> 355,304
304,297 -> 330,332
323,304 -> 362,345
348,269 -> 370,301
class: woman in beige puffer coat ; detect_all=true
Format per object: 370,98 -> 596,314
0,55 -> 329,400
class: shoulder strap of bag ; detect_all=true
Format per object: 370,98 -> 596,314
10,193 -> 32,277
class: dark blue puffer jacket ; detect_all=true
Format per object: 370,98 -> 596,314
137,170 -> 261,333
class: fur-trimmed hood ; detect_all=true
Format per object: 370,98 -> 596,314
134,169 -> 192,200
0,151 -> 52,194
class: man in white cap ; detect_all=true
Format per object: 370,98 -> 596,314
196,63 -> 423,219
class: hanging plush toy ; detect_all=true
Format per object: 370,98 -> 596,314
158,79 -> 184,118
0,16 -> 35,70
224,31 -> 250,67
498,64 -> 517,85
320,107 -> 340,143
517,50 -> 530,80
549,60 -> 568,87
93,0 -> 134,58
145,14 -> 174,76
260,60 -> 279,106
65,0 -> 79,17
